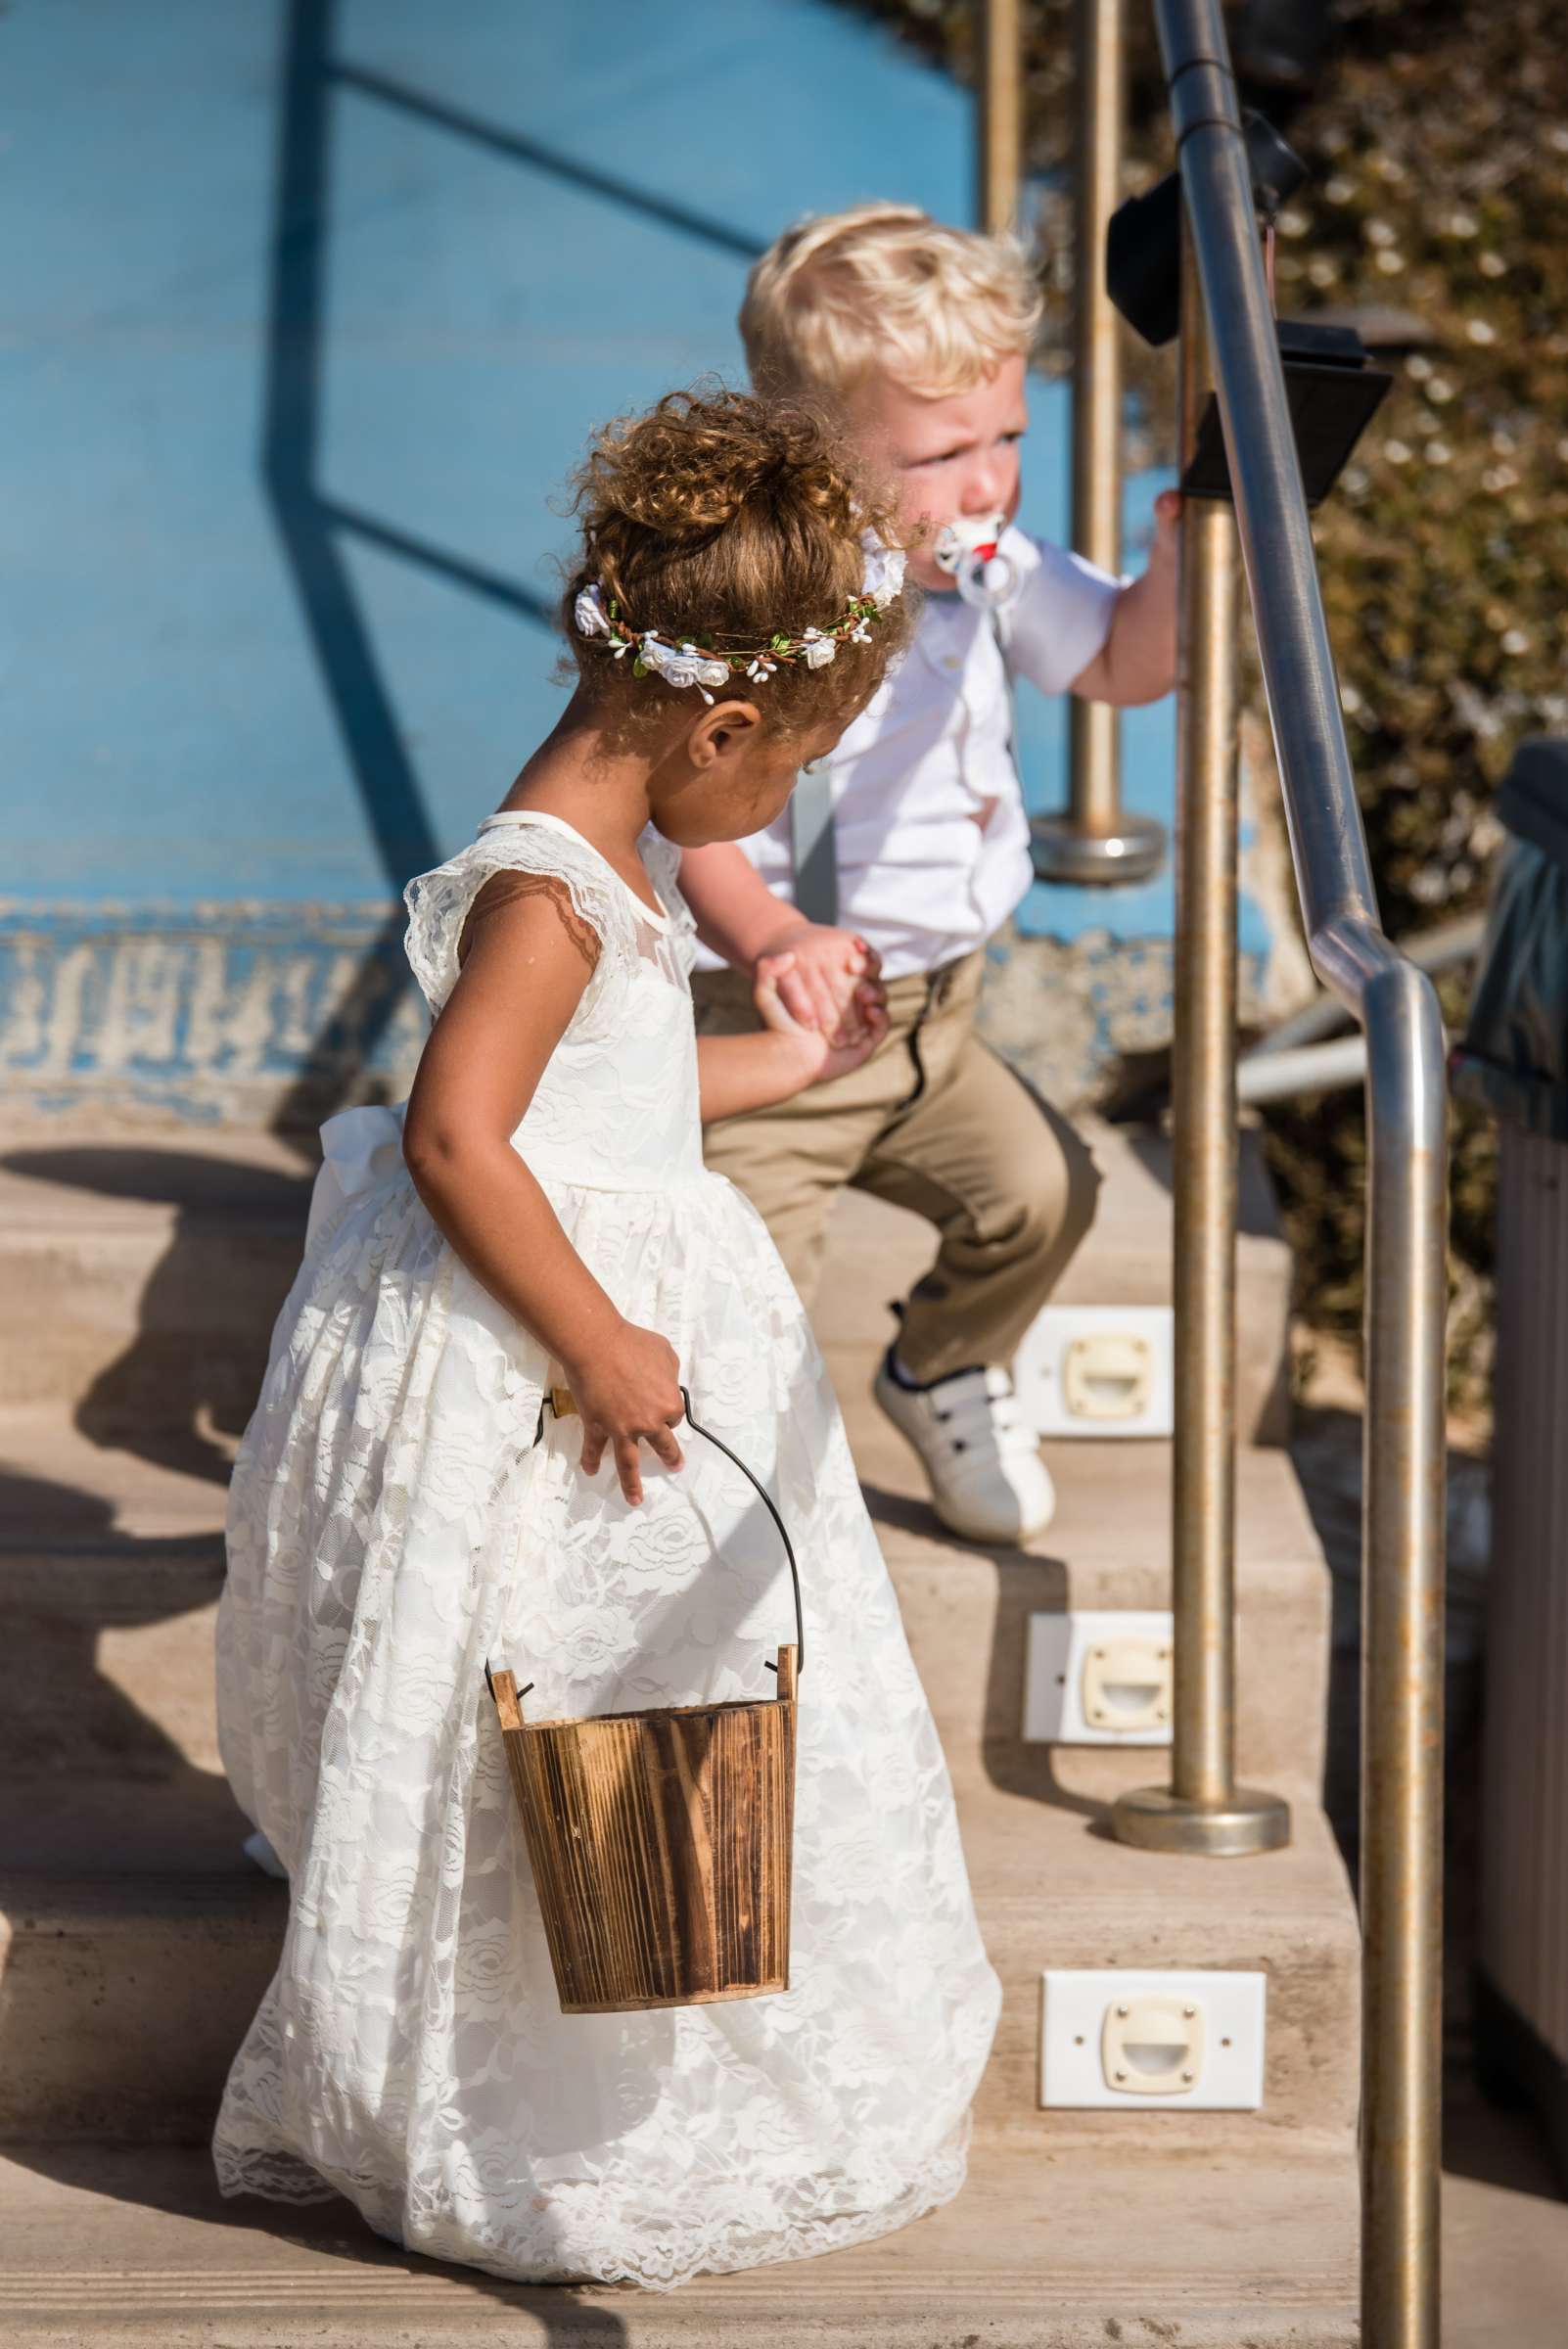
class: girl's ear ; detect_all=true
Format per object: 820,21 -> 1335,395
685,698 -> 762,769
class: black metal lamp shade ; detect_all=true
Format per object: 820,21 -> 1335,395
1181,320 -> 1393,506
1106,113 -> 1309,350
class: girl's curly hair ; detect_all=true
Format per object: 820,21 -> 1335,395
561,386 -> 913,742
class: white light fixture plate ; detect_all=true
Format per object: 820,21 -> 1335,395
1014,1305 -> 1175,1439
1024,1610 -> 1175,1745
1040,1968 -> 1268,2109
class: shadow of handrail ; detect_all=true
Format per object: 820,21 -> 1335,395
332,59 -> 766,262
262,0 -> 436,1132
323,499 -> 558,626
262,0 -> 561,1133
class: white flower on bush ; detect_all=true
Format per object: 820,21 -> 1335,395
802,628 -> 837,669
859,537 -> 906,608
574,582 -> 611,637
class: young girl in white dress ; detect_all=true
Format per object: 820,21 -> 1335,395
213,388 -> 1000,2290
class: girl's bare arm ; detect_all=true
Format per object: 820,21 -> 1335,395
695,979 -> 888,1124
678,841 -> 800,970
680,841 -> 884,1044
401,878 -> 684,1503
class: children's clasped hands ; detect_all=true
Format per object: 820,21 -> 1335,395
753,918 -> 887,1058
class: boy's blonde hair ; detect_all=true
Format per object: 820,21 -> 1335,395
740,203 -> 1042,403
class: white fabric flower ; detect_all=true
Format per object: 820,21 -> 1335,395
574,582 -> 611,637
696,658 -> 729,691
641,636 -> 712,690
859,537 -> 906,609
803,632 -> 838,669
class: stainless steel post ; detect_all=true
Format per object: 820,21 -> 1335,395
1360,981 -> 1448,2349
1142,4 -> 1449,2340
1110,214 -> 1290,1863
1031,0 -> 1166,886
977,0 -> 1023,235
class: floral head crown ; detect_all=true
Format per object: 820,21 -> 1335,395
573,537 -> 906,705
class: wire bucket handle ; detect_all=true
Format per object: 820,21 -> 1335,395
521,1380 -> 806,1677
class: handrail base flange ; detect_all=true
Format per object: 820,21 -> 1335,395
1111,1783 -> 1293,1857
1030,813 -> 1168,887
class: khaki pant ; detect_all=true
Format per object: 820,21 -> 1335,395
693,950 -> 1100,1385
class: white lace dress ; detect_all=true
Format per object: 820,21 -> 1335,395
213,808 -> 1000,2290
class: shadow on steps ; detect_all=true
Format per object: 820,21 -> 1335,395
1,2142 -> 634,2337
2,1143 -> 312,1487
0,1457 -> 237,1863
859,1479 -> 1102,1825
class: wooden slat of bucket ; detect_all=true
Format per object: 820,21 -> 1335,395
550,1715 -> 694,2008
491,1655 -> 797,2014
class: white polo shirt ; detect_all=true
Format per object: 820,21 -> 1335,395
693,526 -> 1123,981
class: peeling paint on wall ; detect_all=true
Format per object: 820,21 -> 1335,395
2,897 -> 1297,1130
0,905 -> 429,1126
978,930 -> 1275,1113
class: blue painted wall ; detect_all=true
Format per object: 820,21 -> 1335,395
2,0 -> 1258,1114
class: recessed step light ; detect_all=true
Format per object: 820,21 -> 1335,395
1041,1969 -> 1268,2109
1023,1611 -> 1175,1745
1014,1306 -> 1175,1439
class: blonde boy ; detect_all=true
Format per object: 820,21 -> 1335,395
682,204 -> 1178,1543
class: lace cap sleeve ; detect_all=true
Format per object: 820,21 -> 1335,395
403,820 -> 642,1029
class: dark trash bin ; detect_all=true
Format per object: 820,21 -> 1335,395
1453,736 -> 1568,1136
1453,735 -> 1568,2195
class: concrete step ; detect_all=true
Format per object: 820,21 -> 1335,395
0,1404 -> 1331,1800
0,1868 -> 284,2140
867,1429 -> 1333,1795
816,1120 -> 1293,1446
960,1781 -> 1359,2144
0,2138 -> 1359,2345
0,1407 -> 229,1792
0,1119 -> 1292,1443
0,1127 -> 313,1427
0,1755 -> 1359,2147
0,1411 -> 1355,2149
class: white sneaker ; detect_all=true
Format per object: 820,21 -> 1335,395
873,1350 -> 1055,1543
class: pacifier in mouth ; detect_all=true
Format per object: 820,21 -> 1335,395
932,511 -> 1019,609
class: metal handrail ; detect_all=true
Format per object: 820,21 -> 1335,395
978,0 -> 1023,234
1031,0 -> 1167,887
1112,198 -> 1292,1864
1150,5 -> 1450,2345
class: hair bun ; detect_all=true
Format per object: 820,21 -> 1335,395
562,383 -> 911,748
588,392 -> 854,542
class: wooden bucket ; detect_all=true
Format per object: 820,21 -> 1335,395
488,1388 -> 803,2015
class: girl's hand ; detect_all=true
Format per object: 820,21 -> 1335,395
564,1322 -> 685,1505
753,921 -> 880,1045
754,958 -> 890,1086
